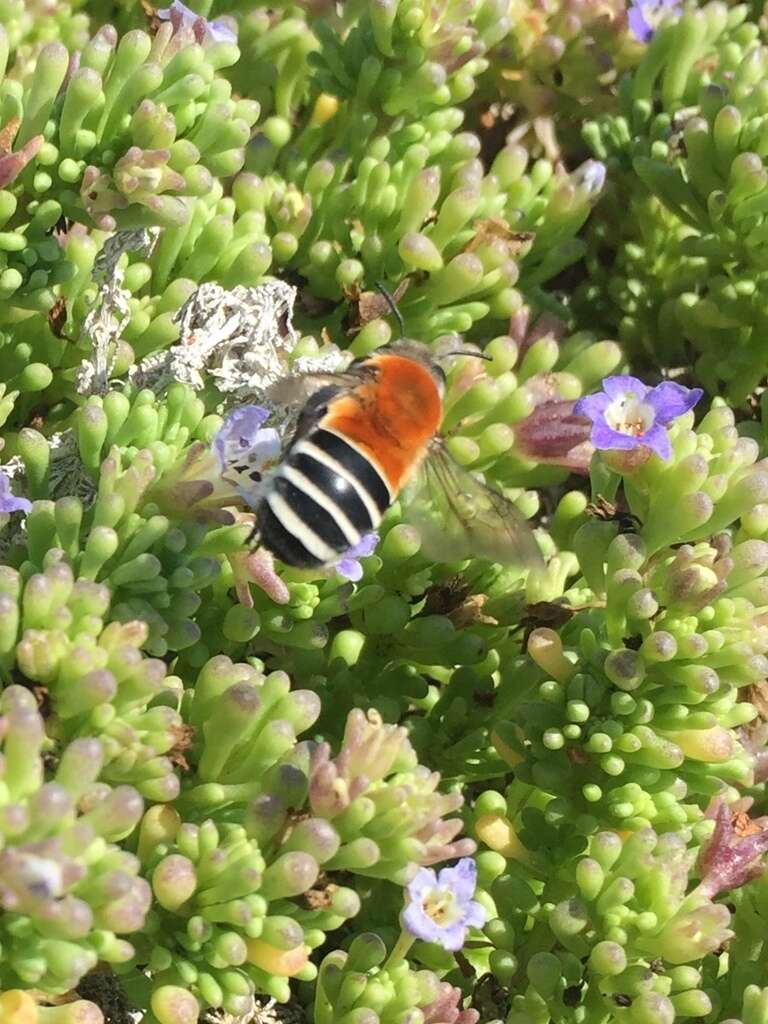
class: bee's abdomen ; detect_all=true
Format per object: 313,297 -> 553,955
257,427 -> 392,568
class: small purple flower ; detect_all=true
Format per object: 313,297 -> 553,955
627,0 -> 682,43
574,375 -> 702,461
16,854 -> 65,900
214,405 -> 282,506
0,473 -> 31,516
403,858 -> 486,952
157,0 -> 238,44
573,159 -> 607,198
697,799 -> 768,899
335,532 -> 379,581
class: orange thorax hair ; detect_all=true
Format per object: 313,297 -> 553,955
321,353 -> 444,492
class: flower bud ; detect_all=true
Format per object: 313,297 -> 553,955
152,855 -> 197,911
150,987 -> 199,1024
528,628 -> 574,682
245,938 -> 309,976
398,232 -> 443,272
515,400 -> 593,471
475,814 -> 529,863
260,852 -> 319,900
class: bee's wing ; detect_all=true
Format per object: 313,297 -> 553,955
403,444 -> 544,568
266,368 -> 368,408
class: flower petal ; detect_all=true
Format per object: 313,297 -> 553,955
158,1 -> 239,44
157,0 -> 196,22
335,532 -> 379,580
589,420 -> 646,452
214,406 -> 277,474
407,867 -> 438,902
463,899 -> 487,930
403,900 -> 442,943
627,3 -> 654,40
573,392 -> 610,423
208,16 -> 238,43
436,857 -> 477,904
336,556 -> 363,581
0,472 -> 31,515
573,160 -> 607,197
346,531 -> 380,559
247,429 -> 282,470
646,382 -> 703,425
437,922 -> 468,952
601,375 -> 649,401
641,422 -> 672,460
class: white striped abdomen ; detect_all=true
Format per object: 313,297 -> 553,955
255,427 -> 393,568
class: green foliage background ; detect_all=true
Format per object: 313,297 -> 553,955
1,1 -> 768,1023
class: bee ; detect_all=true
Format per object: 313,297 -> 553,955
236,341 -> 543,571
585,495 -> 641,535
519,600 -> 577,645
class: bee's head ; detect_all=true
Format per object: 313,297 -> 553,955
353,340 -> 491,397
360,284 -> 490,389
362,339 -> 448,393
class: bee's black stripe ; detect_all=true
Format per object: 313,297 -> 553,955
273,474 -> 352,553
310,428 -> 391,513
255,500 -> 325,568
255,426 -> 393,569
285,449 -> 375,535
292,439 -> 382,527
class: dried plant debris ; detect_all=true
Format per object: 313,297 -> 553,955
129,281 -> 299,396
76,229 -> 158,396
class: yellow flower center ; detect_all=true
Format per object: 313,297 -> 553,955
422,886 -> 461,926
605,392 -> 654,437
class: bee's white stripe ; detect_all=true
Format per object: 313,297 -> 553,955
265,492 -> 338,562
280,465 -> 361,547
321,428 -> 396,501
292,439 -> 384,526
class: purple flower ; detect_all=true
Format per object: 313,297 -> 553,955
335,532 -> 379,581
403,858 -> 486,952
214,405 -> 282,506
15,854 -> 65,900
573,159 -> 607,198
0,473 -> 31,516
696,799 -> 768,899
574,375 -> 703,461
627,0 -> 682,42
157,0 -> 238,44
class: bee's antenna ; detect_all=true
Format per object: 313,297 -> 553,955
443,348 -> 494,361
374,280 -> 405,339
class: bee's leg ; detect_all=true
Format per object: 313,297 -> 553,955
246,523 -> 261,548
